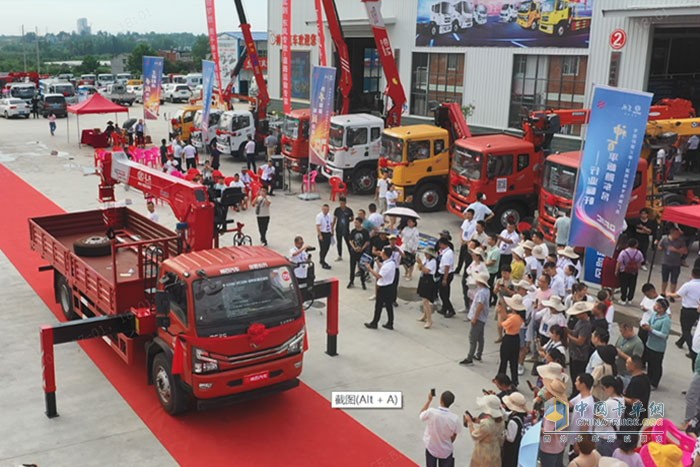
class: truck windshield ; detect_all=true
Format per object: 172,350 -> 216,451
541,0 -> 555,13
518,2 -> 531,13
543,161 -> 577,200
11,87 -> 35,98
452,147 -> 482,179
329,123 -> 344,147
283,116 -> 300,140
381,135 -> 404,163
194,267 -> 301,337
54,84 -> 74,96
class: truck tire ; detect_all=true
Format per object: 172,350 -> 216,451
430,23 -> 438,38
556,22 -> 567,37
452,21 -> 460,33
57,275 -> 78,320
351,167 -> 377,195
531,21 -> 538,30
152,353 -> 189,415
493,202 -> 530,229
662,193 -> 686,207
73,235 -> 112,257
414,183 -> 445,212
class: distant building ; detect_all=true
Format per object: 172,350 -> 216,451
110,54 -> 130,74
218,31 -> 267,96
157,47 -> 193,64
76,18 -> 91,36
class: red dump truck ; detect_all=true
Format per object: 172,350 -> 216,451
30,151 -> 308,415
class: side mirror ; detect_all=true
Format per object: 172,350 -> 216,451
155,291 -> 170,316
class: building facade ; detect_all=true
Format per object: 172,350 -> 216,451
217,31 -> 268,96
266,0 -> 700,135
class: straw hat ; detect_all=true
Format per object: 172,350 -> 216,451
423,247 -> 437,258
640,442 -> 684,467
557,246 -> 580,259
513,279 -> 535,292
566,301 -> 594,316
521,240 -> 536,250
542,295 -> 566,312
388,234 -> 397,240
476,394 -> 504,418
504,294 -> 527,311
471,271 -> 491,288
469,246 -> 487,259
503,392 -> 528,413
512,246 -> 526,259
537,362 -> 566,382
532,245 -> 547,260
544,378 -> 568,401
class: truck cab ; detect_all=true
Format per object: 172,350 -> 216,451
323,113 -> 384,195
539,0 -> 591,36
447,134 -> 540,227
499,3 -> 518,22
170,105 -> 202,142
517,1 -> 541,29
537,152 -> 648,241
379,124 -> 450,212
79,74 -> 96,85
97,73 -> 115,88
191,109 -> 224,151
473,3 -> 488,25
215,110 -> 256,157
281,109 -> 311,173
8,83 -> 37,104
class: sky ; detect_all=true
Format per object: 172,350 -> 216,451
0,0 -> 268,35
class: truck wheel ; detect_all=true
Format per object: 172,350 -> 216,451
556,22 -> 566,37
531,21 -> 538,30
662,193 -> 686,207
57,275 -> 78,320
73,235 -> 112,257
452,21 -> 460,33
351,167 -> 377,195
493,202 -> 529,229
152,353 -> 189,416
430,23 -> 438,38
414,183 -> 445,212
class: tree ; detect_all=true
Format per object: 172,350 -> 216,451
127,43 -> 157,74
191,35 -> 210,63
79,55 -> 100,74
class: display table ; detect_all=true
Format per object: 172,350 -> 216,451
81,129 -> 110,148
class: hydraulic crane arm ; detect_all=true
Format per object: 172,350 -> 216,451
363,0 -> 406,127
434,102 -> 472,144
234,0 -> 269,121
97,151 -> 215,252
321,0 -> 352,115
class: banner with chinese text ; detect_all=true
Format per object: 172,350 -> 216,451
282,0 -> 292,113
201,60 -> 216,140
142,56 -> 164,120
309,66 -> 337,166
204,0 -> 223,92
569,86 -> 652,257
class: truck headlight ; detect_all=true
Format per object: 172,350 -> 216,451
193,347 -> 219,374
455,184 -> 470,198
287,330 -> 305,355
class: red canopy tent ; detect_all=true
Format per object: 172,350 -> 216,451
67,93 -> 129,146
662,204 -> 700,229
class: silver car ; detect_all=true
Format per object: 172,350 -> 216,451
0,98 -> 31,119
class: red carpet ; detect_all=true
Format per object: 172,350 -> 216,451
0,164 -> 415,467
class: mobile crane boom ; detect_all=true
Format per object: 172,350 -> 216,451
321,0 -> 353,114
234,0 -> 269,121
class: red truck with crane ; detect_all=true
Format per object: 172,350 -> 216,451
31,150 -> 338,417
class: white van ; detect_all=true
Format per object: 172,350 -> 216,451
49,81 -> 77,104
8,83 -> 37,104
115,73 -> 133,84
215,110 -> 256,157
500,3 -> 518,22
186,73 -> 203,87
97,73 -> 114,87
322,113 -> 384,195
191,109 -> 224,151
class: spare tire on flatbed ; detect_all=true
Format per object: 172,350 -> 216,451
73,235 -> 112,257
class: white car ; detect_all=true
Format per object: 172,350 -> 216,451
128,85 -> 144,103
0,98 -> 31,118
165,85 -> 193,103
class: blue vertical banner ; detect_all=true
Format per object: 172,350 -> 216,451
142,56 -> 164,120
569,86 -> 652,257
201,60 -> 216,140
308,66 -> 337,167
583,247 -> 605,285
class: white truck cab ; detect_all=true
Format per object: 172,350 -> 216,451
473,3 -> 488,24
215,110 -> 256,157
322,113 -> 384,195
500,3 -> 518,22
191,109 -> 224,151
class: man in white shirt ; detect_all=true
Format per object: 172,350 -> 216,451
688,134 -> 700,173
367,202 -> 384,232
245,136 -> 257,173
289,235 -> 310,284
182,140 -> 197,170
553,213 -> 571,247
419,390 -> 461,466
497,220 -> 519,272
471,220 -> 488,247
532,231 -> 550,258
466,192 -> 494,223
316,204 -> 334,270
365,247 -> 396,330
437,238 -> 456,318
670,268 -> 700,365
456,208 -> 476,275
544,262 -> 566,299
375,171 -> 390,213
171,138 -> 184,172
146,200 -> 159,223
260,160 -> 276,196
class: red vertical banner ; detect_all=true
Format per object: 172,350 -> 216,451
314,0 -> 327,67
204,0 -> 223,92
282,0 -> 292,114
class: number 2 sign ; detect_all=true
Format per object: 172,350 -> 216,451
610,29 -> 627,50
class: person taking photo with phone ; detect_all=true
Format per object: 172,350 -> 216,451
419,389 -> 461,467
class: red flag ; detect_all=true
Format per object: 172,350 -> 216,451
204,0 -> 224,92
282,0 -> 292,114
314,0 -> 327,67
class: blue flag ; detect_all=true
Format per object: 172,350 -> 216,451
142,56 -> 164,120
308,66 -> 337,166
569,86 -> 652,257
201,60 -> 216,140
